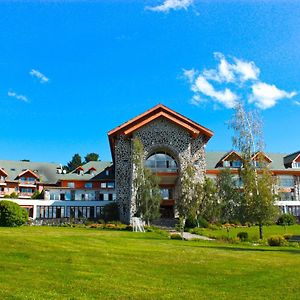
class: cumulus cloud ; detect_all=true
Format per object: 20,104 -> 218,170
30,69 -> 49,83
250,82 -> 296,109
184,52 -> 296,110
8,91 -> 29,103
192,75 -> 238,108
146,0 -> 193,12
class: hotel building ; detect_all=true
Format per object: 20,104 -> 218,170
0,104 -> 299,222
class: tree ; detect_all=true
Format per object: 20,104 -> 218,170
0,201 -> 28,227
216,168 -> 241,223
132,138 -> 161,225
198,177 -> 220,223
137,168 -> 161,225
229,103 -> 277,239
67,154 -> 82,171
84,153 -> 99,163
177,164 -> 198,236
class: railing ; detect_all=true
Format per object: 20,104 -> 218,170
19,192 -> 34,197
19,181 -> 36,185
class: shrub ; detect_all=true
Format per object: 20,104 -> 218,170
283,234 -> 292,241
102,203 -> 119,222
277,214 -> 296,226
197,216 -> 209,228
267,235 -> 287,247
170,233 -> 182,240
0,201 -> 28,227
9,192 -> 18,199
208,224 -> 220,230
237,232 -> 249,241
185,216 -> 198,229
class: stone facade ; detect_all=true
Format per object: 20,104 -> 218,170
114,117 -> 207,224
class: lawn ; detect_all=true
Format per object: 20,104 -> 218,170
0,227 -> 300,300
191,224 -> 300,241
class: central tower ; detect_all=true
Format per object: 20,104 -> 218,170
108,104 -> 213,224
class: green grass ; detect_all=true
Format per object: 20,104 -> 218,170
191,225 -> 300,241
0,227 -> 300,299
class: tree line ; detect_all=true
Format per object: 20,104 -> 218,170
65,153 -> 100,172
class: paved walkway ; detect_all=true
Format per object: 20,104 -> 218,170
169,230 -> 214,241
182,232 -> 214,241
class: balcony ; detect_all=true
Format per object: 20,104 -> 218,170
19,180 -> 37,187
19,192 -> 34,198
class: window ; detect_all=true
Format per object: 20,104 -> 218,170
223,161 -> 230,167
107,182 -> 115,189
103,193 -> 109,201
279,192 -> 294,201
21,188 -> 33,193
101,182 -> 107,188
160,188 -> 173,200
85,182 -> 93,188
106,170 -> 110,176
99,193 -> 104,201
145,152 -> 178,173
278,176 -> 294,187
292,162 -> 300,168
109,194 -> 113,201
67,182 -> 75,188
232,160 -> 242,168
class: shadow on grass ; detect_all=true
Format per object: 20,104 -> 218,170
194,244 -> 300,254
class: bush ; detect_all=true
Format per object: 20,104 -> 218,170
0,201 -> 28,227
237,232 -> 249,241
102,203 -> 119,222
185,216 -> 198,229
197,217 -> 209,228
9,192 -> 18,199
267,235 -> 287,247
170,233 -> 182,240
277,214 -> 296,226
283,234 -> 292,241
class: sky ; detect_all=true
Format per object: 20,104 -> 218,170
0,0 -> 300,164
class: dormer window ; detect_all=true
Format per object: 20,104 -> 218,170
88,167 -> 97,175
223,161 -> 230,167
292,162 -> 300,168
232,160 -> 242,168
106,170 -> 110,176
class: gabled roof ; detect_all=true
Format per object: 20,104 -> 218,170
215,150 -> 242,167
108,104 -> 213,159
284,151 -> 300,167
58,161 -> 113,181
17,169 -> 39,179
0,168 -> 8,177
252,151 -> 273,163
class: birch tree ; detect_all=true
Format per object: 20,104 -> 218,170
229,103 -> 277,239
132,138 -> 161,225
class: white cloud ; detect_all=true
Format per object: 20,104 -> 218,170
183,68 -> 197,83
184,52 -> 296,110
30,69 -> 49,83
232,57 -> 260,82
8,91 -> 29,103
250,82 -> 296,109
146,0 -> 193,13
192,75 -> 238,108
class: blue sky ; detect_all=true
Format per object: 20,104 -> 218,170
1,0 -> 300,164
